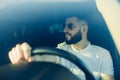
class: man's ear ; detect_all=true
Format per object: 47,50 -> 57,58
81,25 -> 88,34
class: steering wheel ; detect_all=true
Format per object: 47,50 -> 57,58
31,47 -> 95,80
0,47 -> 95,80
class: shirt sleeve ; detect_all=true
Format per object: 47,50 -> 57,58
101,50 -> 114,75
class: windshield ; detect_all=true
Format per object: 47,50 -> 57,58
0,0 -> 120,80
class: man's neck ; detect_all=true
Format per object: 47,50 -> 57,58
72,40 -> 89,51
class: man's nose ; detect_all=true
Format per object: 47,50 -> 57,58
63,27 -> 69,33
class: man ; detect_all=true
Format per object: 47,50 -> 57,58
8,17 -> 114,80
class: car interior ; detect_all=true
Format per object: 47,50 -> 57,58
0,0 -> 120,80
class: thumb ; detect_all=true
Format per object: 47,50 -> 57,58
28,57 -> 33,62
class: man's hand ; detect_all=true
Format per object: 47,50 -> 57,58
8,42 -> 32,64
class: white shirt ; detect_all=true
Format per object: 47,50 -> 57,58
57,42 -> 114,80
32,42 -> 114,80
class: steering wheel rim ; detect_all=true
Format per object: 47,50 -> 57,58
32,47 -> 95,80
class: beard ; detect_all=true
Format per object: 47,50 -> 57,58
64,31 -> 82,44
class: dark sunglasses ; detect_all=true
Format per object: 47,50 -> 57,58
63,23 -> 75,30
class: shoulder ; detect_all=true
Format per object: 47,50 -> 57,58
90,44 -> 110,55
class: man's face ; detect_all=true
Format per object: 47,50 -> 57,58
63,18 -> 82,44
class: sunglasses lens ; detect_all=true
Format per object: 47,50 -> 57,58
68,23 -> 73,30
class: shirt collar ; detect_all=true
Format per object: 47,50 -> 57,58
71,42 -> 91,52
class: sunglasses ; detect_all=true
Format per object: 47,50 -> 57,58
63,23 -> 75,30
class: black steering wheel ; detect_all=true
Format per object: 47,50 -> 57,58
0,47 -> 95,80
31,47 -> 95,80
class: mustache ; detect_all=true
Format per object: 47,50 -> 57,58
64,32 -> 72,36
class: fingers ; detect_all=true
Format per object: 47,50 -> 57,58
21,42 -> 31,60
8,42 -> 32,64
8,46 -> 23,64
15,44 -> 24,60
8,50 -> 17,64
